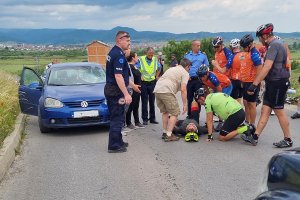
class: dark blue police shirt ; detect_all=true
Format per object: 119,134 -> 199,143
106,45 -> 130,86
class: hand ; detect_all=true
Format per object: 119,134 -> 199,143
182,104 -> 187,115
247,84 -> 257,95
132,84 -> 141,93
124,94 -> 132,105
211,60 -> 218,67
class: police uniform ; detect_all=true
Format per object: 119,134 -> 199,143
105,45 -> 130,151
137,56 -> 161,124
184,51 -> 209,120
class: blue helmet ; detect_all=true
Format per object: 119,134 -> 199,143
196,64 -> 209,77
240,34 -> 254,48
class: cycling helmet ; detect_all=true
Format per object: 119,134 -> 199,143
229,38 -> 240,48
212,36 -> 223,47
274,35 -> 281,40
240,34 -> 254,48
194,87 -> 206,100
184,132 -> 199,142
256,23 -> 274,37
196,64 -> 209,77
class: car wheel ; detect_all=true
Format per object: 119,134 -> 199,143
38,116 -> 51,133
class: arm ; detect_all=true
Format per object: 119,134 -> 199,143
215,85 -> 222,92
115,74 -> 132,104
180,83 -> 187,115
212,60 -> 226,74
129,80 -> 141,93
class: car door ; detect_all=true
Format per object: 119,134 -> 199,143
19,67 -> 43,116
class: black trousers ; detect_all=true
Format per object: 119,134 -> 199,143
141,80 -> 156,122
187,79 -> 202,119
126,91 -> 141,125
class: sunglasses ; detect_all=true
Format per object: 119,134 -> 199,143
214,45 -> 221,48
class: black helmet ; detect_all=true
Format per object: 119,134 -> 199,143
256,23 -> 274,37
212,36 -> 223,47
194,88 -> 206,100
240,34 -> 254,48
196,64 -> 209,77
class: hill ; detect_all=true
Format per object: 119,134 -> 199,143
0,26 -> 299,45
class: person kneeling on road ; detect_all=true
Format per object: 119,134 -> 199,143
194,88 -> 254,142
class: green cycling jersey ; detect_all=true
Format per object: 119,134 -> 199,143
204,93 -> 242,120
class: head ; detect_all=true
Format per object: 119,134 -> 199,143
186,123 -> 198,133
196,64 -> 209,81
212,36 -> 224,52
192,40 -> 201,53
126,51 -> 138,64
229,38 -> 240,52
240,34 -> 254,52
256,23 -> 274,46
145,47 -> 155,60
259,46 -> 267,57
180,58 -> 192,72
115,31 -> 131,51
171,54 -> 176,60
194,87 -> 207,105
157,51 -> 162,58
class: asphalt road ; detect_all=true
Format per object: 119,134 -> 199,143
0,104 -> 299,200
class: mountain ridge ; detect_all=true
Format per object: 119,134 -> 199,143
0,27 -> 299,45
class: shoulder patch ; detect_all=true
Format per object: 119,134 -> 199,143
119,58 -> 124,64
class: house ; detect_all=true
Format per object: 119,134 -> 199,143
86,41 -> 111,67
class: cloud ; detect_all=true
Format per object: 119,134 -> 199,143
0,0 -> 299,33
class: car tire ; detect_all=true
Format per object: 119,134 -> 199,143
38,115 -> 51,133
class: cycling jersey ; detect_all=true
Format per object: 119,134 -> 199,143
204,93 -> 242,120
214,47 -> 233,77
202,71 -> 231,90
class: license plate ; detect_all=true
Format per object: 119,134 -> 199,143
73,110 -> 99,118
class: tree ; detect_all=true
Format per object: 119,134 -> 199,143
162,38 -> 214,69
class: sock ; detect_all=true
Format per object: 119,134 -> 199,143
166,131 -> 172,137
163,129 -> 167,134
237,125 -> 248,134
252,133 -> 259,140
284,137 -> 292,142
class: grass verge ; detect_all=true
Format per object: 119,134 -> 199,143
0,70 -> 20,148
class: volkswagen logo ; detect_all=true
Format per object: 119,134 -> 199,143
81,101 -> 88,108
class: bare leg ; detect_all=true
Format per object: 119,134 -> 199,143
167,115 -> 177,136
274,109 -> 291,138
162,112 -> 168,131
256,105 -> 272,136
248,102 -> 257,125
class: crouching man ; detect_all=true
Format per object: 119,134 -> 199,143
194,88 -> 253,141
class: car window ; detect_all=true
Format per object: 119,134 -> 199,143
48,65 -> 106,86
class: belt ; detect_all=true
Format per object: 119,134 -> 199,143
142,80 -> 156,84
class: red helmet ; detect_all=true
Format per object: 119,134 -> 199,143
256,23 -> 274,37
259,46 -> 266,54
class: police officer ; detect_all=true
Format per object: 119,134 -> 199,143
241,23 -> 293,148
184,40 -> 209,122
104,31 -> 140,153
137,47 -> 161,125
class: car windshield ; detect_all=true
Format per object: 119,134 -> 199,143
48,65 -> 106,86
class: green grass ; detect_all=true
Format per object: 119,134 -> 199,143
291,50 -> 300,61
0,71 -> 20,148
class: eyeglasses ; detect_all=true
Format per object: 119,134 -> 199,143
214,45 -> 221,48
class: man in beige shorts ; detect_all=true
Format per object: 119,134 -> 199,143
154,58 -> 191,142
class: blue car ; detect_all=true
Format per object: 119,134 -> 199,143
19,62 -> 110,133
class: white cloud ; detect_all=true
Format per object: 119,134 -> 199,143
0,0 -> 299,32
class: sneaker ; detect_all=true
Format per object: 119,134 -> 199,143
127,124 -> 136,129
273,139 -> 293,148
291,112 -> 300,119
243,124 -> 256,136
108,146 -> 127,153
135,123 -> 145,128
164,134 -> 180,142
143,121 -> 148,125
241,134 -> 258,146
161,132 -> 167,139
214,122 -> 223,132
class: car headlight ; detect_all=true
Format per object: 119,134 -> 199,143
44,98 -> 64,108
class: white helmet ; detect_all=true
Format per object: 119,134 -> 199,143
230,38 -> 240,48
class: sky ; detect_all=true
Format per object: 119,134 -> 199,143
0,0 -> 299,33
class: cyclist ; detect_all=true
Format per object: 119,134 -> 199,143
212,36 -> 233,78
194,88 -> 253,142
242,23 -> 293,148
212,38 -> 244,104
239,34 -> 263,126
